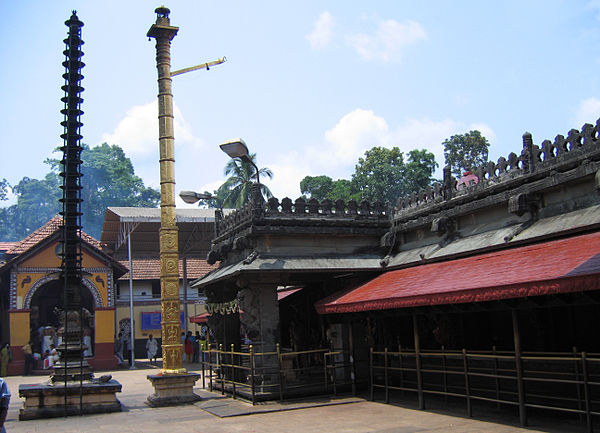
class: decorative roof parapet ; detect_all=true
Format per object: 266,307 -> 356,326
394,118 -> 600,222
213,193 -> 389,243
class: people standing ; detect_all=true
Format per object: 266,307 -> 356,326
22,341 -> 34,375
0,344 -> 11,377
0,376 -> 10,433
146,334 -> 158,365
184,331 -> 193,364
192,331 -> 200,363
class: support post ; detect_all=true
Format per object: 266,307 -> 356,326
512,309 -> 527,427
413,311 -> 424,410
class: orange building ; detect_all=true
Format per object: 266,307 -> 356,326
0,217 -> 126,374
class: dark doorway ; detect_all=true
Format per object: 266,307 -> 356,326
29,279 -> 95,357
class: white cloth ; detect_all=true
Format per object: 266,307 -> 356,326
146,338 -> 158,359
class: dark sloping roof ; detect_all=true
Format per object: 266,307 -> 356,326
316,231 -> 600,314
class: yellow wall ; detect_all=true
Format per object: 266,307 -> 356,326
9,311 -> 30,346
16,273 -> 45,308
87,272 -> 110,307
95,309 -> 116,343
21,242 -> 61,268
20,241 -> 105,268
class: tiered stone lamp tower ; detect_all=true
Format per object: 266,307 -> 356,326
18,11 -> 122,420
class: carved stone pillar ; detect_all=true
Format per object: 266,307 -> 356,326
146,6 -> 199,406
239,286 -> 280,383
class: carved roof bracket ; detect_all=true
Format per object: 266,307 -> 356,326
508,192 -> 541,217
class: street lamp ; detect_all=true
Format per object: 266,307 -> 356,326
179,190 -> 212,204
220,138 -> 260,184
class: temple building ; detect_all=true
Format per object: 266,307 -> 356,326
193,119 -> 600,427
0,216 -> 126,373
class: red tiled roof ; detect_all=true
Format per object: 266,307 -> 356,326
118,257 -> 217,280
6,216 -> 103,255
0,242 -> 17,251
316,231 -> 600,314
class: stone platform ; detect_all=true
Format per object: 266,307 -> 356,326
146,373 -> 200,407
18,379 -> 122,420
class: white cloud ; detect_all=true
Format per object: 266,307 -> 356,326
322,109 -> 389,166
98,100 -> 207,191
469,123 -> 497,144
262,161 -> 309,200
100,100 -> 202,157
574,97 -> 600,128
303,109 -> 495,181
347,19 -> 426,62
306,11 -> 335,50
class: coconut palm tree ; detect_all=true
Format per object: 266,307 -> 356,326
221,153 -> 273,208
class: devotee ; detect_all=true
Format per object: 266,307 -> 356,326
146,334 -> 158,365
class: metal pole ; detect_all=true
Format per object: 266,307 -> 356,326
128,233 -> 136,369
183,255 -> 188,336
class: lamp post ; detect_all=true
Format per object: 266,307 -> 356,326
220,138 -> 261,185
178,190 -> 212,336
179,191 -> 213,204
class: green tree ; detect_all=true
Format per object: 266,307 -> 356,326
1,143 -> 160,241
78,144 -> 160,237
221,153 -> 273,208
300,175 -> 358,202
0,179 -> 9,201
404,149 -> 438,193
442,130 -> 489,177
351,147 -> 406,204
5,174 -> 62,239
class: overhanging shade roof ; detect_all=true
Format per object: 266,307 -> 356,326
191,256 -> 383,288
101,207 -> 233,256
316,231 -> 600,314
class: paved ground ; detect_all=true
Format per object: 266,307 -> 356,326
1,361 -> 587,433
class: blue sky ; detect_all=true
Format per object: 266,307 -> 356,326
2,1 -> 600,208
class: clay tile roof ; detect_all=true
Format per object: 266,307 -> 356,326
6,216 -> 103,255
0,242 -> 17,252
118,257 -> 217,281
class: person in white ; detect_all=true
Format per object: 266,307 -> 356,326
47,344 -> 60,368
146,334 -> 158,365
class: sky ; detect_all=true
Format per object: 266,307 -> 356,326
2,1 -> 600,209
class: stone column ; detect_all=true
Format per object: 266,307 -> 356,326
146,6 -> 199,406
239,286 -> 280,384
147,5 -> 183,376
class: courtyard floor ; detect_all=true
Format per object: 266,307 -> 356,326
2,360 -> 589,433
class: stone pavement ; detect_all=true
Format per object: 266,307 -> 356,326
1,361 -> 584,433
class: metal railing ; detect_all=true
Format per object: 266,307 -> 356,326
370,346 -> 600,432
199,343 -> 354,405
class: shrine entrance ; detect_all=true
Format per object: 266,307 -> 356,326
29,279 -> 95,358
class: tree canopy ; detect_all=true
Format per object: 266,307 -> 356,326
442,130 -> 489,177
0,143 -> 160,241
300,146 -> 438,205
